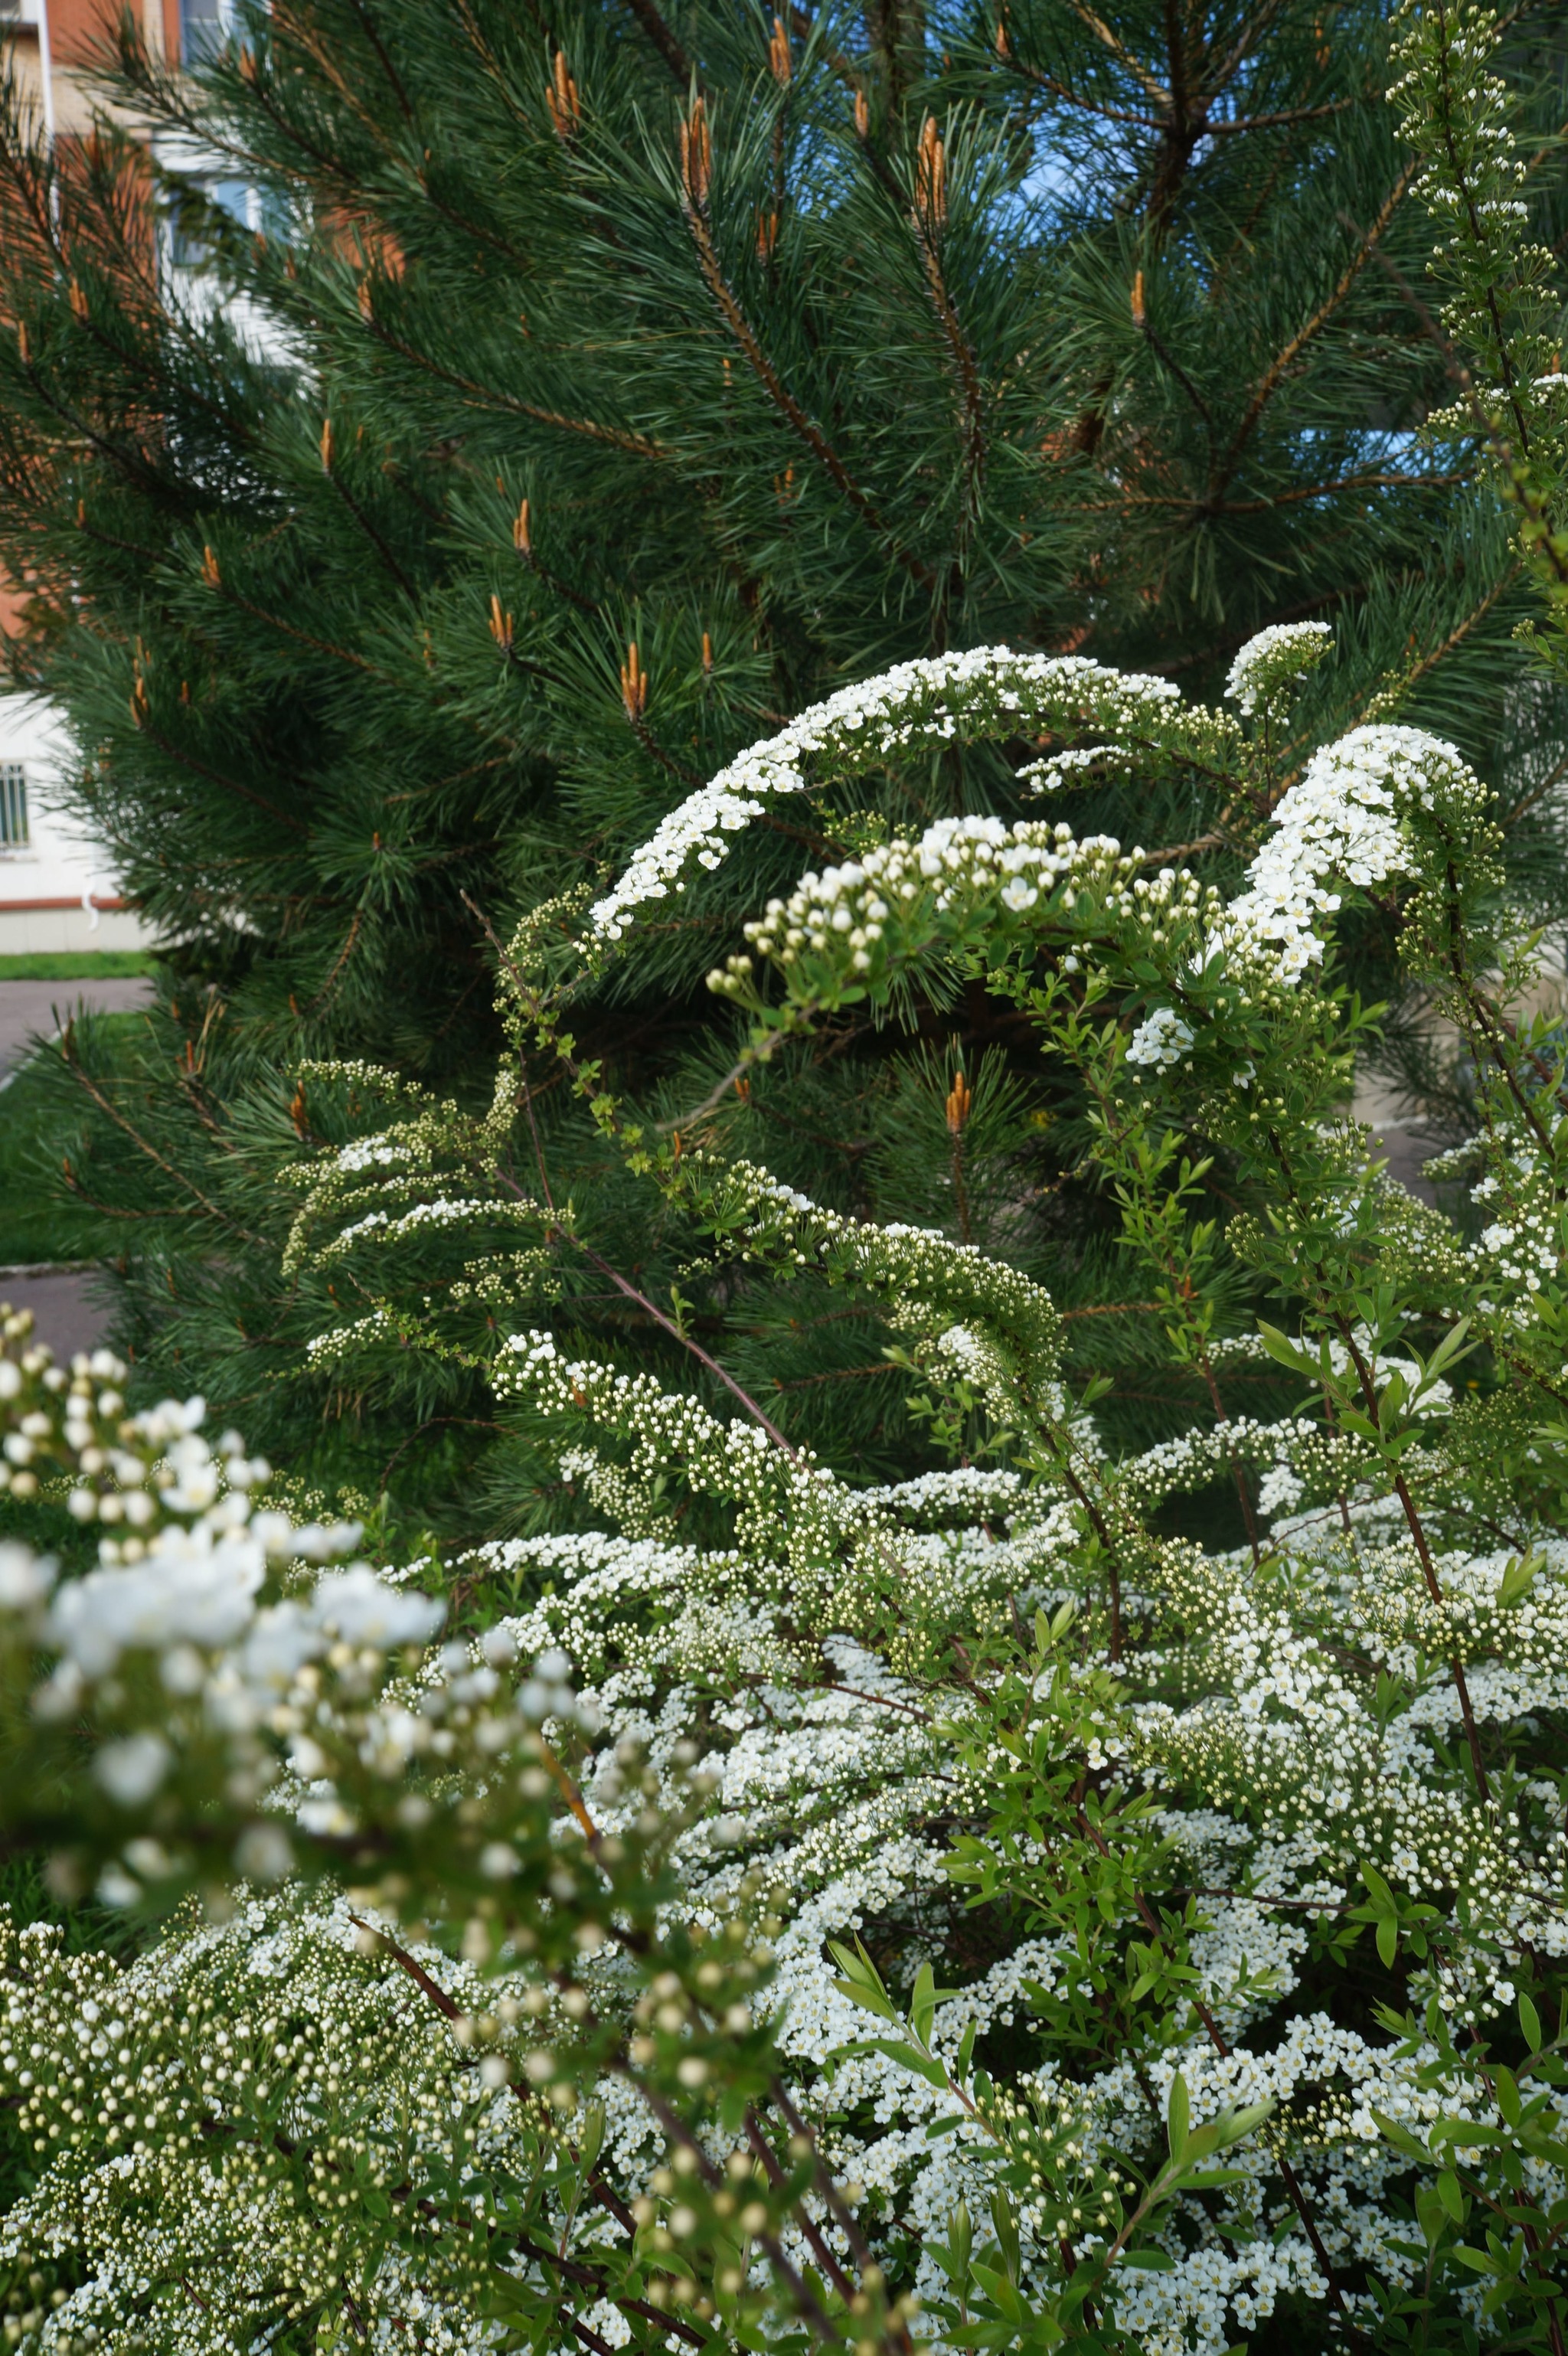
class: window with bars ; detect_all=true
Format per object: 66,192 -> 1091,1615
0,763 -> 28,849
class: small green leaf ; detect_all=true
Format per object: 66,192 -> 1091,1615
1436,2168 -> 1465,2224
1371,2108 -> 1429,2163
827,1939 -> 897,2021
850,2036 -> 949,2090
1255,1321 -> 1315,1376
946,2198 -> 972,2286
1361,1863 -> 1394,1913
1494,2066 -> 1521,2129
1498,1551 -> 1540,1607
1520,1993 -> 1543,2054
1167,2070 -> 1190,2160
989,2188 -> 1021,2284
1210,2100 -> 1272,2149
1415,2184 -> 1447,2250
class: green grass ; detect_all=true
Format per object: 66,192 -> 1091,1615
0,949 -> 155,979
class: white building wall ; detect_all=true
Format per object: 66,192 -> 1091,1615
0,694 -> 152,954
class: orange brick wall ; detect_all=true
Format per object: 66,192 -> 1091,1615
42,0 -> 175,68
0,0 -> 175,650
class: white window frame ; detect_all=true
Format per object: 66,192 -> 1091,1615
0,762 -> 30,853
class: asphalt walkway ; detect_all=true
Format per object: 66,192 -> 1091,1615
0,975 -> 154,1081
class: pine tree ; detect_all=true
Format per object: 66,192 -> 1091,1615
0,0 -> 1562,1525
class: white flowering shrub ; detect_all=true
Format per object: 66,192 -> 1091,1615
5,587 -> 1568,2356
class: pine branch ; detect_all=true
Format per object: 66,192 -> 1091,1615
1207,162 -> 1417,508
678,171 -> 936,593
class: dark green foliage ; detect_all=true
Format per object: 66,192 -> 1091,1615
0,0 -> 1563,1528
0,1013 -> 145,1265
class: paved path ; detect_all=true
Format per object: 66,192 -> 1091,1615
0,1265 -> 112,1361
0,975 -> 154,1082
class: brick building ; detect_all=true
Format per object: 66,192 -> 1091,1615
0,0 -> 207,953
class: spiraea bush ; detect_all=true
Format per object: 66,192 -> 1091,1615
3,5 -> 1568,2350
5,591 -> 1568,2351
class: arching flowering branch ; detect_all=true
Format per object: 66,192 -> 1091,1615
586,645 -> 1244,946
22,623 -> 1568,2354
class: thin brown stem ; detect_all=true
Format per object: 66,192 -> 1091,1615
1335,1318 -> 1491,1802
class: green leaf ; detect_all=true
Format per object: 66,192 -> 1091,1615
910,1961 -> 938,2047
1436,2168 -> 1465,2224
1498,1551 -> 1540,1607
1167,2070 -> 1190,2160
846,2036 -> 950,2090
1494,2066 -> 1521,2128
942,2199 -> 972,2287
990,2188 -> 1021,2285
827,1939 -> 897,2022
1520,1993 -> 1544,2054
1415,2186 -> 1448,2249
1371,2109 -> 1429,2163
1359,1861 -> 1400,1966
969,2260 -> 1026,2321
1255,1321 -> 1315,1376
1210,2101 -> 1272,2149
1419,1316 -> 1473,1385
1118,2250 -> 1175,2272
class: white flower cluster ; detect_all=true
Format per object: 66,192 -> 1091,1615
1220,723 -> 1485,983
589,646 -> 1208,942
0,1890 -> 577,2353
737,813 -> 1123,979
335,1135 -> 413,1172
1124,1007 -> 1194,1068
7,1149 -> 1568,2356
0,1331 -> 459,1869
1018,743 -> 1141,797
681,642 -> 1487,1024
333,1193 -> 505,1249
1223,621 -> 1334,715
